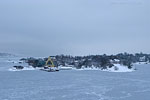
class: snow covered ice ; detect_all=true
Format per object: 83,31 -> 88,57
0,58 -> 150,100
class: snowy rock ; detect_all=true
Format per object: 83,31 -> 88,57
105,64 -> 135,72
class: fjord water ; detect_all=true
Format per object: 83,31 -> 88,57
0,58 -> 150,100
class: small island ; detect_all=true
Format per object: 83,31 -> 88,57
19,52 -> 150,72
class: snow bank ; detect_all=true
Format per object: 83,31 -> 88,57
105,64 -> 134,72
59,66 -> 73,70
77,64 -> 135,72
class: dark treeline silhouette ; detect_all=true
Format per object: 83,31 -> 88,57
22,52 -> 150,69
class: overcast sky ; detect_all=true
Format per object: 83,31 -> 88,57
0,0 -> 149,57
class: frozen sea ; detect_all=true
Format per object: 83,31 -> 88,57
0,57 -> 150,100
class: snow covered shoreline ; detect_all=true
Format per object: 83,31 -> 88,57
76,64 -> 135,72
8,64 -> 136,72
77,62 -> 150,72
103,64 -> 135,72
7,59 -> 149,73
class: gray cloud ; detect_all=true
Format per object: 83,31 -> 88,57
0,0 -> 149,56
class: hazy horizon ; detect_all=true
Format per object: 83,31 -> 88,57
0,0 -> 149,57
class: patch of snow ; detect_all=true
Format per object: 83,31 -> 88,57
76,64 -> 134,72
78,67 -> 101,71
59,66 -> 73,70
78,65 -> 101,70
105,64 -> 134,72
110,59 -> 120,63
114,59 -> 120,62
